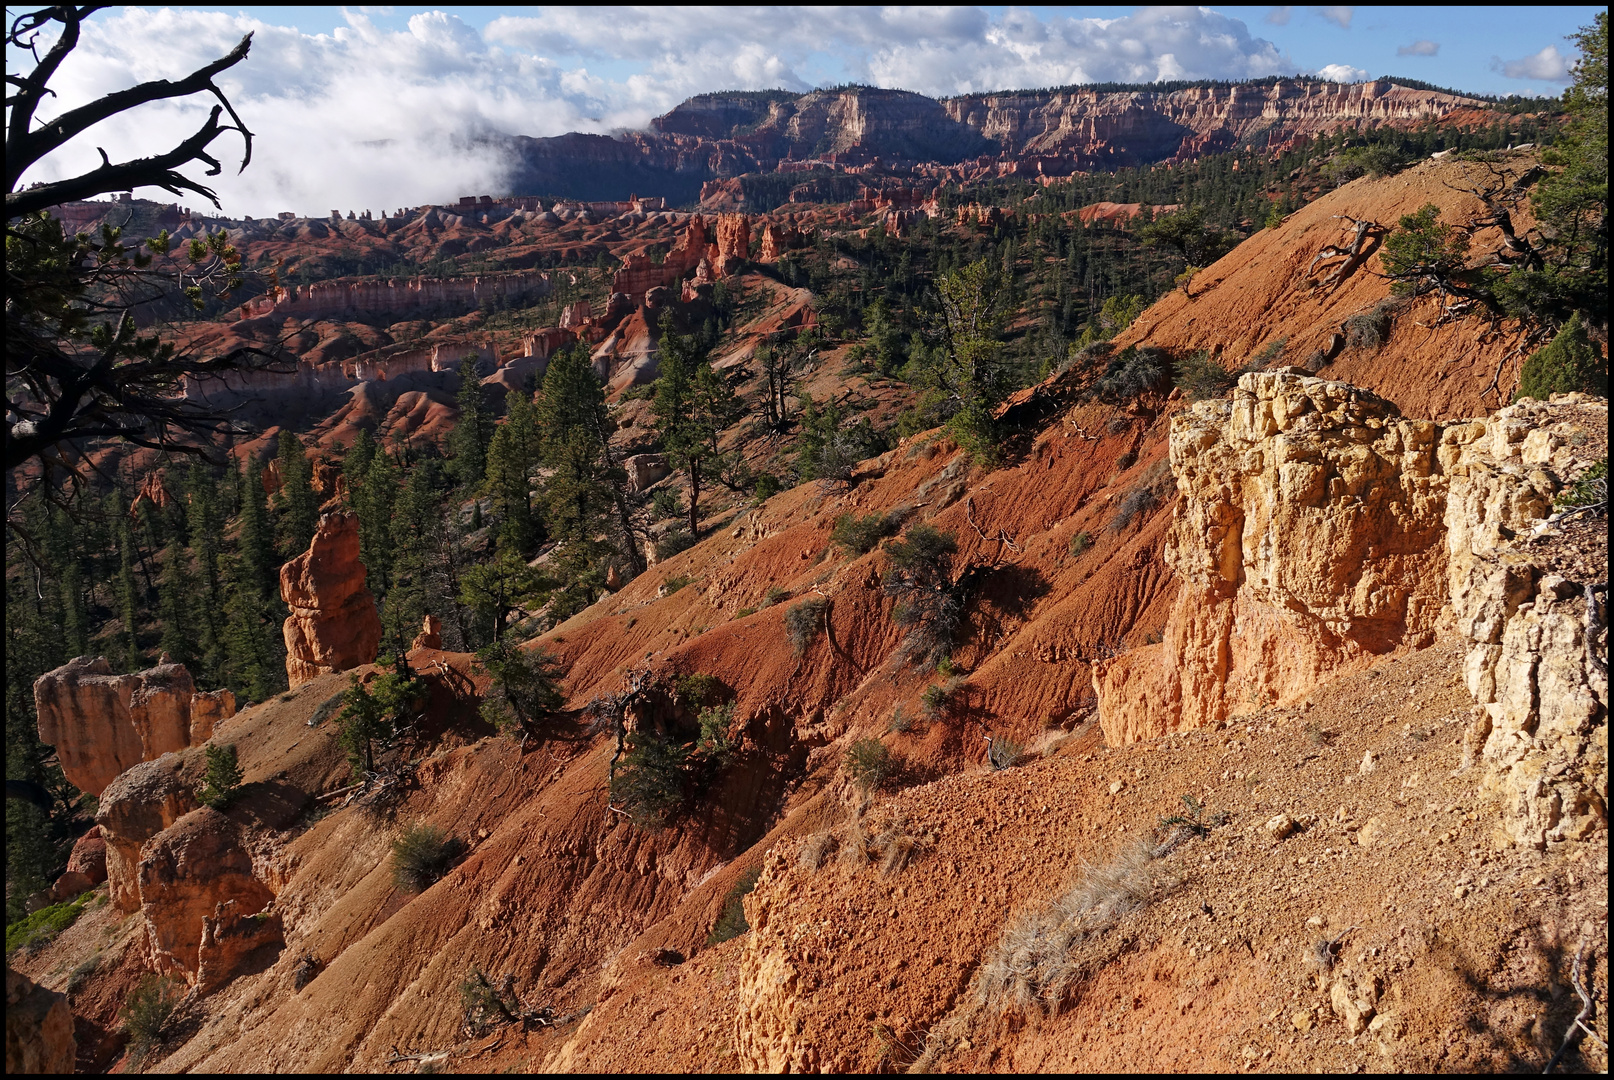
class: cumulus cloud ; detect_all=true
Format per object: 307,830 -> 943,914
1397,40 -> 1439,57
1495,45 -> 1574,82
14,5 -> 1298,217
1266,7 -> 1293,26
1315,63 -> 1369,83
1314,7 -> 1354,30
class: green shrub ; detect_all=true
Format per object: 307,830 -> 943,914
1094,345 -> 1171,403
886,705 -> 913,734
830,511 -> 896,554
734,606 -> 757,619
196,743 -> 244,809
660,573 -> 694,593
920,676 -> 964,718
6,892 -> 93,956
390,822 -> 464,893
655,528 -> 696,560
120,974 -> 181,1063
475,640 -> 565,737
883,525 -> 963,667
708,865 -> 762,945
458,966 -> 518,1036
1555,458 -> 1607,508
785,596 -> 829,654
761,586 -> 789,607
609,731 -> 689,827
1516,314 -> 1607,400
1245,337 -> 1288,371
1173,349 -> 1236,401
650,487 -> 685,521
753,473 -> 781,500
674,672 -> 728,708
1068,531 -> 1091,557
697,703 -> 738,766
845,737 -> 893,791
308,690 -> 346,727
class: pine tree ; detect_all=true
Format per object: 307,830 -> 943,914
484,392 -> 540,555
274,430 -> 318,557
354,447 -> 398,598
237,456 -> 276,597
157,540 -> 197,664
448,356 -> 491,488
651,316 -> 742,537
110,490 -> 143,670
185,464 -> 226,683
342,427 -> 377,505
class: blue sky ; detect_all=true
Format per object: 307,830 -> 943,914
9,6 -> 1600,216
203,5 -> 1600,97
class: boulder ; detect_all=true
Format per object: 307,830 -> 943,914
623,453 -> 672,493
6,966 -> 75,1074
280,511 -> 382,687
50,826 -> 107,901
137,808 -> 275,983
96,755 -> 199,912
34,656 -> 236,796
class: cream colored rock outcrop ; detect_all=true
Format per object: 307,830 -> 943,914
1095,376 -> 1606,847
33,655 -> 235,796
1440,395 -> 1608,847
1095,373 -> 1447,743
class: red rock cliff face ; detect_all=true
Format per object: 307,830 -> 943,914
510,80 -> 1483,199
33,656 -> 235,797
280,512 -> 382,688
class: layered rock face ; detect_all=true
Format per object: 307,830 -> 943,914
33,656 -> 235,796
234,269 -> 550,322
1095,373 -> 1448,742
1096,376 -> 1606,846
96,755 -> 199,912
509,80 -> 1480,200
281,512 -> 382,687
6,966 -> 74,1074
1441,396 -> 1608,847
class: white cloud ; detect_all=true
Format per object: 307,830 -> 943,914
1265,7 -> 1293,26
1315,63 -> 1369,83
1396,40 -> 1439,57
13,5 -> 1299,217
1314,7 -> 1354,30
1496,45 -> 1573,82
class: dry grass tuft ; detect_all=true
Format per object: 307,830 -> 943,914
797,830 -> 839,871
976,839 -> 1162,1013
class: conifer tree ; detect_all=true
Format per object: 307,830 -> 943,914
448,356 -> 491,488
237,456 -> 276,597
110,491 -> 143,670
384,457 -> 456,651
536,343 -> 643,577
274,430 -> 318,557
185,464 -> 226,682
484,392 -> 540,555
157,540 -> 196,664
651,316 -> 742,537
343,427 -> 377,505
354,446 -> 398,597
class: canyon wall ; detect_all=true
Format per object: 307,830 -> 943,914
33,656 -> 235,797
508,80 -> 1483,200
235,270 -> 551,323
